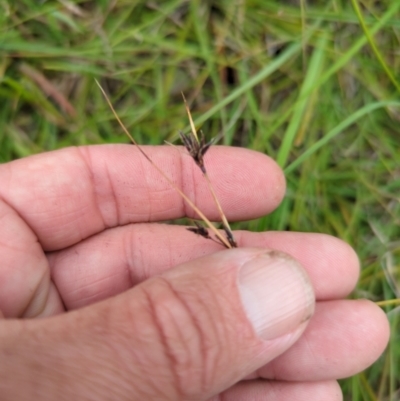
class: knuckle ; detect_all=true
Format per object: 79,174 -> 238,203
139,276 -> 224,397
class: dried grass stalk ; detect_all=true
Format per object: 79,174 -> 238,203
96,80 -> 235,249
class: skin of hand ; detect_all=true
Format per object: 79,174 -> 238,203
0,145 -> 390,401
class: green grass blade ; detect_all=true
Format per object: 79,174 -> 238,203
277,33 -> 329,167
350,0 -> 400,93
191,41 -> 302,129
284,100 -> 400,174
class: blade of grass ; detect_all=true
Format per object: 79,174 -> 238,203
317,1 -> 400,91
376,299 -> 400,307
189,41 -> 302,129
276,33 -> 328,167
284,100 -> 400,174
350,0 -> 400,93
190,0 -> 227,129
260,1 -> 400,146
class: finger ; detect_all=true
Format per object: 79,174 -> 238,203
0,145 -> 285,251
254,299 -> 389,381
0,199 -> 64,318
210,380 -> 342,401
1,249 -> 314,400
48,225 -> 359,310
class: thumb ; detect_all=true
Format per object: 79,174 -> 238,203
0,248 -> 315,401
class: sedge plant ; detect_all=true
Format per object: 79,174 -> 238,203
96,80 -> 236,249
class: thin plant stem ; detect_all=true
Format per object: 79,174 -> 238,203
181,92 -> 236,247
203,172 -> 236,245
96,79 -> 232,249
181,92 -> 198,142
376,299 -> 400,307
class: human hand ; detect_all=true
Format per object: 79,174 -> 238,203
0,145 -> 389,400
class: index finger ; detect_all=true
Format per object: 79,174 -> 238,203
0,145 -> 285,251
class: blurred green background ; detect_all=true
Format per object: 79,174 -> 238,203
1,1 -> 399,399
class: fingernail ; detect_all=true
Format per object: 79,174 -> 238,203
238,251 -> 315,340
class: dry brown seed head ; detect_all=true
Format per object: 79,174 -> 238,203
179,130 -> 214,174
186,221 -> 211,240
